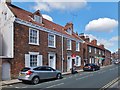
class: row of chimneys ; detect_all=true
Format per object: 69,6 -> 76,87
79,33 -> 104,49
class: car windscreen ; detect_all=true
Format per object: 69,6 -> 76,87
21,67 -> 30,72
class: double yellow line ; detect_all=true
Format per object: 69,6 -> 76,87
99,76 -> 120,90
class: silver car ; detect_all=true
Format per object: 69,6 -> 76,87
18,66 -> 62,84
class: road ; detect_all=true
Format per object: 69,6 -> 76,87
2,64 -> 120,89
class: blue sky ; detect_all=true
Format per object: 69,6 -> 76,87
12,1 -> 118,53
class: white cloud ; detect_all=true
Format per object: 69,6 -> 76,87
42,14 -> 53,22
33,0 -> 87,12
98,38 -> 114,49
110,36 -> 120,42
85,18 -> 118,32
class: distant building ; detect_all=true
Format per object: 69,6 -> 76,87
111,48 -> 120,61
79,34 -> 111,66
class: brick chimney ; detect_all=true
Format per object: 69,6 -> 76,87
76,31 -> 78,35
65,22 -> 73,32
79,33 -> 85,40
85,36 -> 90,42
91,39 -> 97,45
99,44 -> 104,49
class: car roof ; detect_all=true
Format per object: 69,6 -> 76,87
25,66 -> 51,69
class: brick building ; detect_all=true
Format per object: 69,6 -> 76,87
79,34 -> 111,66
0,2 -> 84,80
111,48 -> 120,62
104,49 -> 111,65
0,1 -> 112,80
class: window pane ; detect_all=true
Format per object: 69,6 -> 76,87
76,42 -> 79,51
48,34 -> 55,47
30,55 -> 37,67
29,29 -> 38,44
67,39 -> 71,50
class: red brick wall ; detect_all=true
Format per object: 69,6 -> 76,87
10,23 -> 83,78
105,50 -> 111,65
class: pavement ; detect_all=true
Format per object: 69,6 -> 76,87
0,65 -> 112,86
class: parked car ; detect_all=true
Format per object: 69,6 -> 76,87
114,61 -> 120,65
18,66 -> 62,84
83,64 -> 100,71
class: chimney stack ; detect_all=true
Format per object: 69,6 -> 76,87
99,44 -> 104,49
91,39 -> 97,45
76,31 -> 78,35
85,36 -> 90,42
79,33 -> 85,40
65,22 -> 73,32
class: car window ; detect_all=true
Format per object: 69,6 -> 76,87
21,67 -> 30,72
33,67 -> 40,71
85,64 -> 90,66
33,67 -> 55,71
33,67 -> 46,71
45,67 -> 53,71
51,68 -> 56,71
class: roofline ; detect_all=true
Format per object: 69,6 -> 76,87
15,18 -> 83,42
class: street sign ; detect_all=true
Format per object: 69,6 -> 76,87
71,54 -> 76,58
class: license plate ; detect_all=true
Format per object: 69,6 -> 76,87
20,73 -> 25,76
85,66 -> 88,68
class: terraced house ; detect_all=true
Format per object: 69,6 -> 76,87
79,34 -> 111,66
0,1 -> 84,80
0,1 -> 111,81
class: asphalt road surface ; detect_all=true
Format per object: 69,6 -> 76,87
2,64 -> 120,90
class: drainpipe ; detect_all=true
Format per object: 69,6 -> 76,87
61,34 -> 64,72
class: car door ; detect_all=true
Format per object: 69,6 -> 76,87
45,67 -> 56,79
40,67 -> 50,79
33,67 -> 45,79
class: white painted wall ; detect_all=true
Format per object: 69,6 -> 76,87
0,2 -> 15,58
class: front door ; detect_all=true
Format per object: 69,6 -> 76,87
67,56 -> 72,71
48,53 -> 56,69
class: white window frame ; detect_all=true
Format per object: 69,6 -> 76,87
29,54 -> 38,67
48,33 -> 56,48
89,57 -> 92,64
25,52 -> 42,67
67,39 -> 72,50
89,46 -> 92,53
103,51 -> 105,55
95,48 -> 97,54
99,50 -> 101,55
66,28 -> 72,35
76,42 -> 80,51
29,28 -> 39,45
34,15 -> 42,23
75,56 -> 81,66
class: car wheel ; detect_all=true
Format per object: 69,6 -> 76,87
56,73 -> 62,79
32,76 -> 40,85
